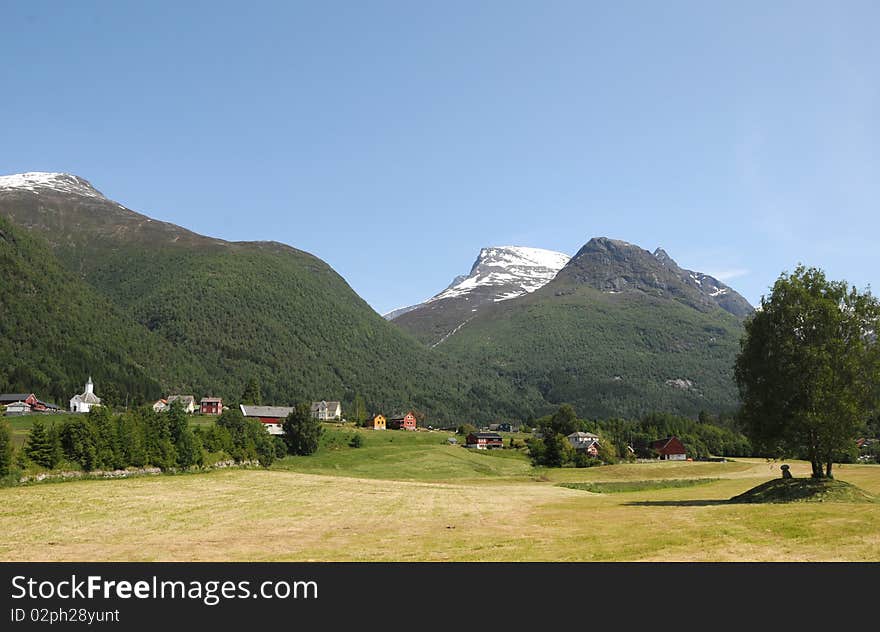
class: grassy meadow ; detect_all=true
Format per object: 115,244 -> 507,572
1,423 -> 878,561
4,414 -> 43,448
273,426 -> 533,480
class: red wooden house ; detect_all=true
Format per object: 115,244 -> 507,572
0,393 -> 37,407
387,412 -> 417,431
200,397 -> 223,415
649,436 -> 687,461
466,432 -> 504,450
0,393 -> 56,412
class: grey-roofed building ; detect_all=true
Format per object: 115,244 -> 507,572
567,431 -> 600,455
0,393 -> 35,405
310,400 -> 342,421
240,404 -> 295,435
5,401 -> 32,416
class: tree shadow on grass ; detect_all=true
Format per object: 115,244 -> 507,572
623,499 -> 730,507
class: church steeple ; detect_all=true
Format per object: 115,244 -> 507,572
85,376 -> 94,395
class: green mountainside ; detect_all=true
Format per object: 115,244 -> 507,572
0,174 -> 748,422
418,238 -> 748,419
0,215 -> 208,405
0,175 -> 541,424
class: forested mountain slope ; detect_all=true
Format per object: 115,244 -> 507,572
0,173 -> 542,423
430,238 -> 749,418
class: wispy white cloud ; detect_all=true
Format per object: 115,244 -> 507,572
707,268 -> 750,282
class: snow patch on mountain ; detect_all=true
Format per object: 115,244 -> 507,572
430,246 -> 570,303
0,172 -> 105,199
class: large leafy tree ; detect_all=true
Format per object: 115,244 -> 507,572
542,431 -> 567,467
735,266 -> 880,478
282,403 -> 323,456
547,404 -> 580,436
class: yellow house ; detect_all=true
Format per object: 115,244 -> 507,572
368,414 -> 386,430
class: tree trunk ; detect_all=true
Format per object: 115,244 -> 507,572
811,460 -> 824,478
825,460 -> 834,479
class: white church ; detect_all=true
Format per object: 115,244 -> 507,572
69,376 -> 102,413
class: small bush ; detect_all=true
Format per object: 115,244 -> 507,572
349,434 -> 364,448
273,436 -> 289,458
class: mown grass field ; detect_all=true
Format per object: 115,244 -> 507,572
2,424 -> 878,561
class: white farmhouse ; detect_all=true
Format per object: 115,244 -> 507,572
70,377 -> 102,413
310,400 -> 342,421
166,395 -> 197,414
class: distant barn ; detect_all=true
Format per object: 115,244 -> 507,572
466,432 -> 503,450
649,436 -> 687,461
0,393 -> 58,415
240,404 -> 293,435
0,393 -> 37,407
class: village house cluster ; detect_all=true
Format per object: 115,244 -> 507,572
0,377 -> 427,439
153,395 -> 221,415
0,377 -> 352,433
363,412 -> 417,431
236,405 -> 420,435
2,379 -> 775,465
0,380 -> 691,460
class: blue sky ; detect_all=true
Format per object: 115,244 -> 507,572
2,1 -> 877,314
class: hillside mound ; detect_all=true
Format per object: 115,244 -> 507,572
730,478 -> 877,504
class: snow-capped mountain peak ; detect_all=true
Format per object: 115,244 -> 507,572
431,246 -> 571,303
0,172 -> 105,199
384,245 -> 570,321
